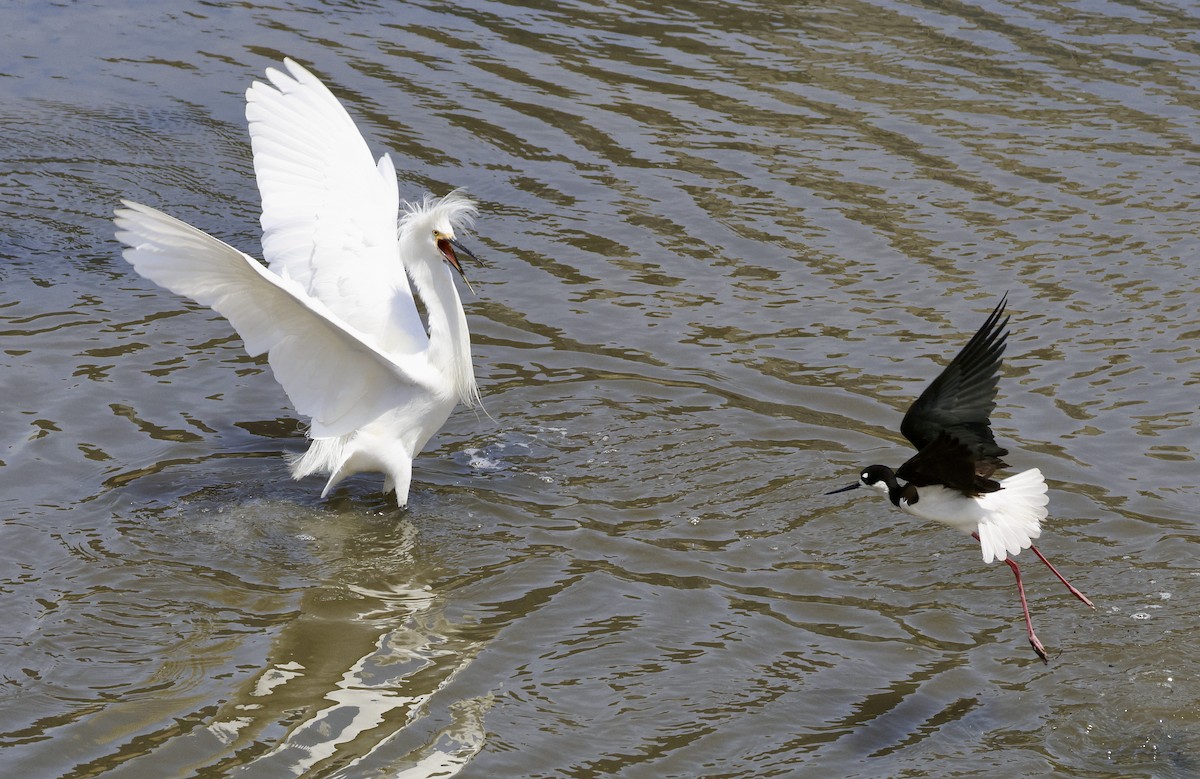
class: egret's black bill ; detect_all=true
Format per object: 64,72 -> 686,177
825,482 -> 861,495
437,237 -> 479,293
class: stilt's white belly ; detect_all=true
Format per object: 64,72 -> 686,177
899,469 -> 1049,563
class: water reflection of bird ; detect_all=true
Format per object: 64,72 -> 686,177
826,295 -> 1093,662
114,59 -> 482,507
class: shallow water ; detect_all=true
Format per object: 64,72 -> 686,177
2,0 -> 1198,776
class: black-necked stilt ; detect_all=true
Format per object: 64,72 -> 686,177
827,295 -> 1093,662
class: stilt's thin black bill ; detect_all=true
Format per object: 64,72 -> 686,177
825,482 -> 861,495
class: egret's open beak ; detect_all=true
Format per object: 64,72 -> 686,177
825,482 -> 861,495
437,237 -> 478,294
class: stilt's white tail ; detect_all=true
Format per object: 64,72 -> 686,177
976,468 -> 1048,563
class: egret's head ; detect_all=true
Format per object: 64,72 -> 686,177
401,189 -> 480,290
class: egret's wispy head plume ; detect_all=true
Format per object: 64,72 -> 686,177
401,188 -> 478,238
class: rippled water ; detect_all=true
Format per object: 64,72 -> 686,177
2,0 -> 1199,776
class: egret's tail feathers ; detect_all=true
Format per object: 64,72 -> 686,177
976,468 -> 1048,564
289,437 -> 355,498
288,437 -> 346,480
288,435 -> 414,506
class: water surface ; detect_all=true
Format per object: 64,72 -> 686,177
1,0 -> 1198,776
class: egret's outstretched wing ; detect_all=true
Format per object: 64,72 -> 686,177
115,201 -> 433,439
245,58 -> 426,355
900,295 -> 1010,466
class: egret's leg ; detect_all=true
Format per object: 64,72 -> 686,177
1028,545 -> 1094,609
973,532 -> 1048,663
386,458 -> 413,509
321,466 -> 352,498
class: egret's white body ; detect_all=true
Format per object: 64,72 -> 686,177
114,59 -> 480,506
874,468 -> 1048,564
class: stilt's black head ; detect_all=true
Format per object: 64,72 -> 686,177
826,464 -> 909,507
858,464 -> 895,489
825,464 -> 898,495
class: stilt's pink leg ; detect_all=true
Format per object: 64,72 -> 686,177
1003,556 -> 1049,664
1028,545 -> 1094,609
973,532 -> 1049,663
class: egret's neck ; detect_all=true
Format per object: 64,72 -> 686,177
406,255 -> 478,407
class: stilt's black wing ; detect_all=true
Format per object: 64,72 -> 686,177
899,295 -> 1011,471
896,431 -> 1003,495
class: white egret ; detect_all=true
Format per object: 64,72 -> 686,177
114,58 -> 482,506
826,295 -> 1093,662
